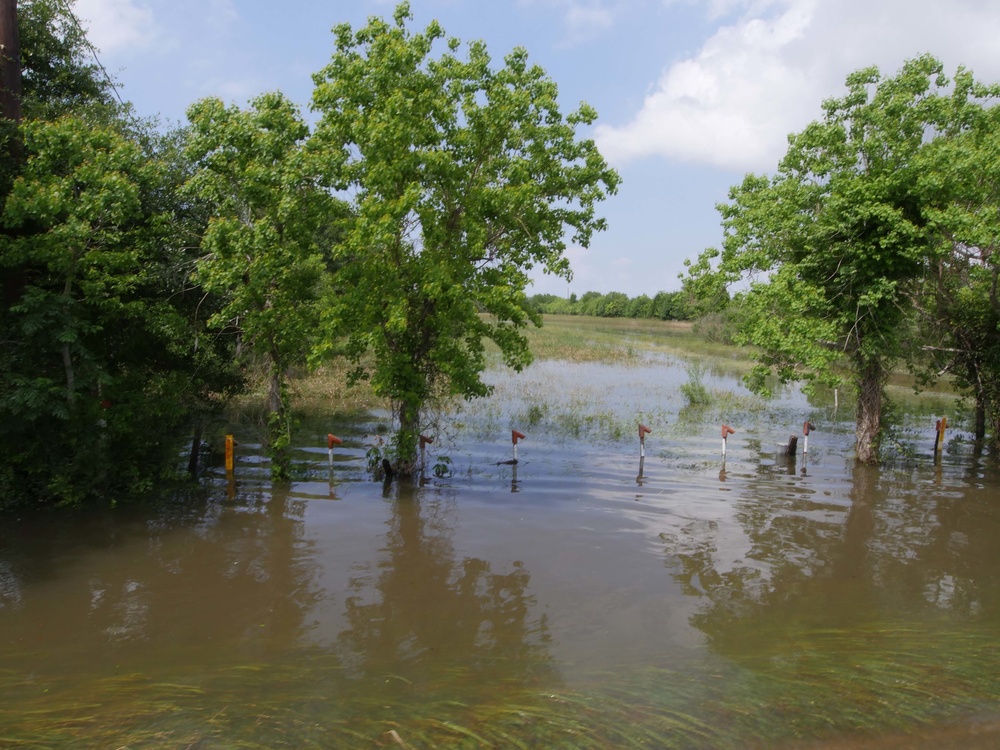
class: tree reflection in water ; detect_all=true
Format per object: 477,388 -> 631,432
0,479 -> 563,747
662,461 -> 1000,650
337,480 -> 554,693
652,459 -> 1000,743
0,486 -> 324,672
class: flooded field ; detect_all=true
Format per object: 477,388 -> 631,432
3,332 -> 1000,748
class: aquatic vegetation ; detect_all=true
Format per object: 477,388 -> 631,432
3,623 -> 999,748
680,364 -> 712,408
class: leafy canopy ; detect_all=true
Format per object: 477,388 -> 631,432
685,55 -> 999,462
310,2 -> 619,459
185,92 -> 341,478
0,117 -> 202,502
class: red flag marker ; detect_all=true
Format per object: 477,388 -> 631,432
639,424 -> 652,457
327,433 -> 342,468
721,424 -> 735,455
511,430 -> 526,463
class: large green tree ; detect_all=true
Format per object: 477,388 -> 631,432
186,92 -> 339,479
310,3 -> 619,470
3,0 -> 121,302
687,55 -> 987,464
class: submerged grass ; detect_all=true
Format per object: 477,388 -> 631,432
252,315 -> 962,433
278,317 -> 757,422
3,624 -> 999,748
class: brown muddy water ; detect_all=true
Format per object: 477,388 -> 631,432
2,354 -> 1000,749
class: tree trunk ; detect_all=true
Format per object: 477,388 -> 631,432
61,277 -> 76,408
974,393 -> 987,443
61,342 -> 75,406
394,400 -> 421,475
965,360 -> 987,443
187,420 -> 203,478
855,357 -> 884,465
267,360 -> 290,480
268,364 -> 283,415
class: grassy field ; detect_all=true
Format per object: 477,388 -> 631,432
520,315 -> 749,362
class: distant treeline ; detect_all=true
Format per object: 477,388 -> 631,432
528,290 -> 698,320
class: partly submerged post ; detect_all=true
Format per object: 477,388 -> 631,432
639,423 -> 652,458
934,417 -> 948,454
721,424 -> 735,455
327,433 -> 342,469
802,421 -> 815,454
782,435 -> 799,457
511,429 -> 526,464
225,434 -> 235,473
419,434 -> 433,470
637,424 -> 651,484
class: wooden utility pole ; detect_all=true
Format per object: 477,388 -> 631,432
0,0 -> 20,122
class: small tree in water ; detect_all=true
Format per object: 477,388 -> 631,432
310,2 -> 619,473
186,93 -> 337,479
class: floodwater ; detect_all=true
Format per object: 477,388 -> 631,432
3,354 -> 1000,748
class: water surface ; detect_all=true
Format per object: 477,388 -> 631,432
2,355 -> 999,748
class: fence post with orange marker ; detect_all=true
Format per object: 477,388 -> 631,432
639,424 -> 652,458
511,430 -> 526,464
721,424 -> 735,456
225,434 -> 236,473
327,433 -> 342,469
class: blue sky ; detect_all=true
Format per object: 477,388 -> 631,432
75,0 -> 1000,297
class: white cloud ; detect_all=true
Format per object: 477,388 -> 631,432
598,0 -> 1000,171
521,0 -> 620,44
73,0 -> 156,54
566,4 -> 615,36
